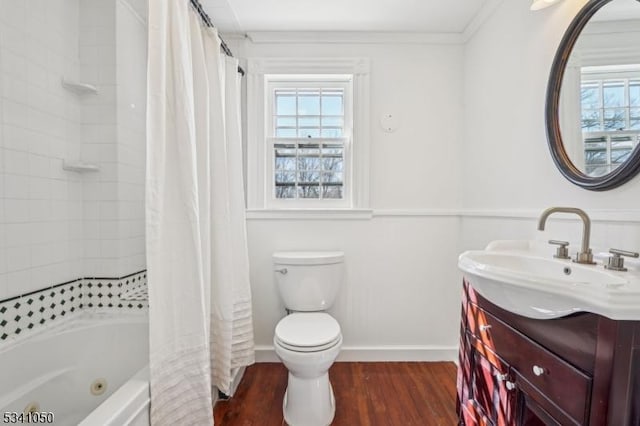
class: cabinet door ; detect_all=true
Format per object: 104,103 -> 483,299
514,387 -> 562,426
513,373 -> 577,426
471,350 -> 514,425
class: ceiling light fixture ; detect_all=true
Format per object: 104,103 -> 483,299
530,0 -> 563,11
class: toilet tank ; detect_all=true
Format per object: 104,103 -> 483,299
273,251 -> 344,312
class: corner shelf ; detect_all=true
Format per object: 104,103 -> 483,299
61,78 -> 98,95
62,161 -> 100,173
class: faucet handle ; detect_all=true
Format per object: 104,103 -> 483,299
548,240 -> 570,259
606,249 -> 640,272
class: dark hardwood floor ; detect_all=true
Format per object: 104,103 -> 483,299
214,362 -> 458,425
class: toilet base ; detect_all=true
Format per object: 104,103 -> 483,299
283,372 -> 335,426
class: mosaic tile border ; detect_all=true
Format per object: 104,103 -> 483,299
0,270 -> 147,341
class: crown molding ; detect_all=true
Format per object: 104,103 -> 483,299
461,0 -> 507,43
246,31 -> 465,45
222,1 -> 507,46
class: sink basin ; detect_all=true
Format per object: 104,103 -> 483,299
459,240 -> 640,320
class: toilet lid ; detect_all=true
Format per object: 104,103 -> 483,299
275,313 -> 341,348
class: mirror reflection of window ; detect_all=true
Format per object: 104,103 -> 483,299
579,66 -> 640,176
558,0 -> 640,178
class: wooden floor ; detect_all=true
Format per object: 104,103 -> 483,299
214,362 -> 458,426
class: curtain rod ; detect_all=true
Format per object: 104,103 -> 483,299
189,0 -> 245,76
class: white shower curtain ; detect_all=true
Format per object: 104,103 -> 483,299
146,1 -> 254,424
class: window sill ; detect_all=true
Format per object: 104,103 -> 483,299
245,208 -> 373,220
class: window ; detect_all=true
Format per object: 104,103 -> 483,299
267,78 -> 351,204
246,58 -> 370,212
580,69 -> 640,176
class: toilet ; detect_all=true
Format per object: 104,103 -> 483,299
273,251 -> 344,426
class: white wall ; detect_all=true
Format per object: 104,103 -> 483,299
233,39 -> 464,360
461,0 -> 640,252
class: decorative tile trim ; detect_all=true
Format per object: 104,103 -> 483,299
0,270 -> 147,342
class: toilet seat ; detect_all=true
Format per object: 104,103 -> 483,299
275,313 -> 341,353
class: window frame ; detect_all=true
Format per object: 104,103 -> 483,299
265,77 -> 353,208
246,58 -> 370,212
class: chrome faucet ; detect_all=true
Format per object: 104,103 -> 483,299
537,207 -> 595,264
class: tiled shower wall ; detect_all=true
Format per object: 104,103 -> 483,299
0,0 -> 84,299
0,0 -> 147,301
80,0 -> 147,278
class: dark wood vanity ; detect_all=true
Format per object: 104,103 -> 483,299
456,280 -> 640,425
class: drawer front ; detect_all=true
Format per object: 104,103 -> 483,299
468,304 -> 592,424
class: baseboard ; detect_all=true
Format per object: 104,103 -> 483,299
254,345 -> 458,363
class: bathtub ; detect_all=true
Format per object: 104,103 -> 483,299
0,310 -> 149,425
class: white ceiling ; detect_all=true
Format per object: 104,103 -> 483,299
202,0 -> 488,33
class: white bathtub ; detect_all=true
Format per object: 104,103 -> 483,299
0,310 -> 149,426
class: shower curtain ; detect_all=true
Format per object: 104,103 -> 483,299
146,1 -> 254,424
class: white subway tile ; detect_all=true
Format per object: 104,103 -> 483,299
0,248 -> 7,274
3,100 -> 30,129
28,177 -> 51,199
4,149 -> 29,175
4,199 -> 29,223
6,246 -> 30,271
3,174 -> 29,199
6,269 -> 32,298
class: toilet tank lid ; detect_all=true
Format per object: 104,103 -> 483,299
273,251 -> 344,265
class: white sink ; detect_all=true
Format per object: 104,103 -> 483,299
458,240 -> 640,320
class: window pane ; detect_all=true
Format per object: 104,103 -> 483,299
276,93 -> 296,115
322,172 -> 343,183
585,165 -> 609,177
298,170 -> 320,182
581,83 -> 600,110
276,117 -> 296,127
275,171 -> 296,183
276,128 -> 297,137
630,108 -> 640,130
298,146 -> 320,155
275,186 -> 296,199
631,81 -> 640,107
322,117 -> 343,127
298,128 -> 320,138
322,186 -> 343,199
274,144 -> 296,155
585,149 -> 607,164
612,149 -> 631,164
321,128 -> 343,138
603,108 -> 626,130
322,157 -> 343,172
322,145 -> 343,156
298,93 -> 320,115
297,156 -> 320,171
322,94 -> 343,115
611,136 -> 634,150
581,110 -> 601,131
299,117 -> 320,127
603,82 -> 625,108
298,185 -> 320,199
275,157 -> 296,171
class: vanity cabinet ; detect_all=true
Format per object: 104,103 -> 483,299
457,280 -> 640,426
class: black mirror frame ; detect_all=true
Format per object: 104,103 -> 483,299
546,0 -> 640,191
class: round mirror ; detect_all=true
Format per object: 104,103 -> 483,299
547,0 -> 640,190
